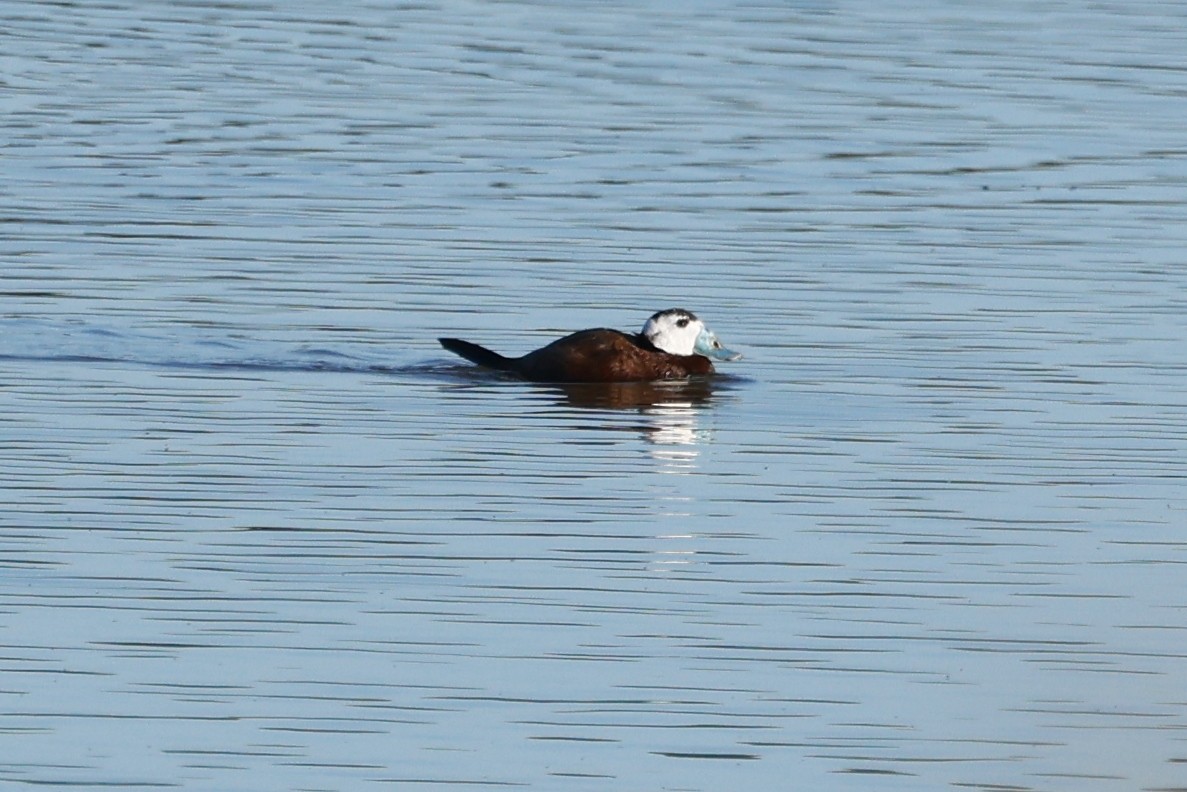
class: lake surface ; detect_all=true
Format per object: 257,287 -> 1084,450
4,1 -> 1187,790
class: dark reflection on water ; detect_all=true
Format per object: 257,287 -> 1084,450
5,0 -> 1187,791
543,376 -> 729,410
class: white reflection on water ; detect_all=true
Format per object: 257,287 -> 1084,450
646,402 -> 705,460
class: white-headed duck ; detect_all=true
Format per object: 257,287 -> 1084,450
439,308 -> 740,383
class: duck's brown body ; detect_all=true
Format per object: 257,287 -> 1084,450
440,328 -> 715,383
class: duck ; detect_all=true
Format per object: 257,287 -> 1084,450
439,308 -> 741,383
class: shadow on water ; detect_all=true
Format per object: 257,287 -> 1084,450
433,363 -> 744,410
545,376 -> 729,410
423,364 -> 745,456
406,354 -> 745,462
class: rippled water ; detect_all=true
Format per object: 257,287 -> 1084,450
4,1 -> 1187,790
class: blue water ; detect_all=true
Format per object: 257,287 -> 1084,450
4,1 -> 1187,790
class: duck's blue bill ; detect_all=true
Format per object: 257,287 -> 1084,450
695,329 -> 742,361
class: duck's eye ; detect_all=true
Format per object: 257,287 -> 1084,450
676,318 -> 689,328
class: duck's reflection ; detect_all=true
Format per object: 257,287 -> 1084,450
545,377 -> 719,410
538,376 -> 736,468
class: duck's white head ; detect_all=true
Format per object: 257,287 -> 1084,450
641,308 -> 741,361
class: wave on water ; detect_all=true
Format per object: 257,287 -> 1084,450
0,318 -> 439,377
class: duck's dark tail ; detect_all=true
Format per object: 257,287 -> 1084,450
439,338 -> 513,370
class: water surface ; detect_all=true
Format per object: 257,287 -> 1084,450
4,1 -> 1187,790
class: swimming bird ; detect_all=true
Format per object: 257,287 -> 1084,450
439,308 -> 740,383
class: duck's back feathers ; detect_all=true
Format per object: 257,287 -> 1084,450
513,329 -> 709,382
